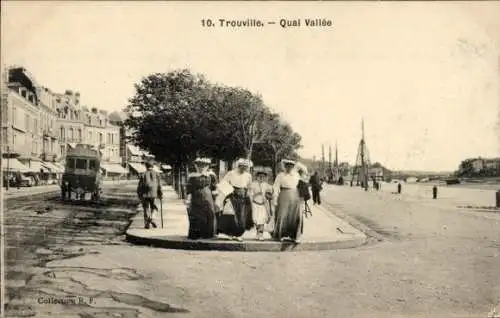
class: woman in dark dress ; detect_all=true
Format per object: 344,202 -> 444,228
185,157 -> 217,239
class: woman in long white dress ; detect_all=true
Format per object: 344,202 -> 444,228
249,167 -> 273,240
272,159 -> 303,243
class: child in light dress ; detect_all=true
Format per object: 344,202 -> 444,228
249,168 -> 273,240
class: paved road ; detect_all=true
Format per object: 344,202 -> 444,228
321,185 -> 500,317
3,183 -> 144,317
3,183 -> 499,318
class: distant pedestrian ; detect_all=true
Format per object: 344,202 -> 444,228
15,170 -> 22,189
309,171 -> 322,205
137,161 -> 163,229
397,182 -> 402,194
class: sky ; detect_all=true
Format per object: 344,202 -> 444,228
2,1 -> 499,171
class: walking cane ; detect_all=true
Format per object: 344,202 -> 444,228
160,198 -> 164,228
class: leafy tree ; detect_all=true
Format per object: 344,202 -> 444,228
250,114 -> 302,175
213,86 -> 270,160
457,159 -> 475,177
123,68 -> 303,184
124,69 -> 214,165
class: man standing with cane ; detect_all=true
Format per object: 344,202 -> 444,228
137,161 -> 163,229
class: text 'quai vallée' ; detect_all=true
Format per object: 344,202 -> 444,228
201,18 -> 333,28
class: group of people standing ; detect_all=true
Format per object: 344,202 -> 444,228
184,156 -> 323,244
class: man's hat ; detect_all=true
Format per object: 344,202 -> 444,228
236,158 -> 252,167
281,159 -> 296,165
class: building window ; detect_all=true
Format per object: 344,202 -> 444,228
34,118 -> 38,134
25,114 -> 30,131
60,127 -> 65,141
78,129 -> 82,141
99,132 -> 103,144
69,128 -> 74,141
75,159 -> 87,169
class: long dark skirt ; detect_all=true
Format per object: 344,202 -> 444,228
217,189 -> 253,237
273,188 -> 303,240
188,187 -> 216,239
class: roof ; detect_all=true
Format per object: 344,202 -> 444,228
108,111 -> 128,123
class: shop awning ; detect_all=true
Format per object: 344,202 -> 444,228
23,161 -> 49,173
101,163 -> 128,174
2,158 -> 30,172
53,162 -> 65,171
42,162 -> 64,173
68,143 -> 77,148
128,162 -> 146,173
127,145 -> 142,156
17,155 -> 42,162
161,164 -> 172,170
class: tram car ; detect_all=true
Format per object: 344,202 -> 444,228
61,144 -> 103,201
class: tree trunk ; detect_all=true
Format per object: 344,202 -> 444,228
215,158 -> 221,180
177,164 -> 182,199
246,143 -> 253,161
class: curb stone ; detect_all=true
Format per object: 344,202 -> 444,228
125,232 -> 367,252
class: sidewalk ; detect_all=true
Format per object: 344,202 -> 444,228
125,186 -> 367,252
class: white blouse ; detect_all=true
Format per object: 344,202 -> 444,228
248,181 -> 273,196
273,171 -> 300,194
223,170 -> 252,189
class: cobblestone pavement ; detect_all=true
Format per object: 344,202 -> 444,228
3,183 -> 499,318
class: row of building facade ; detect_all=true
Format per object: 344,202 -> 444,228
1,65 -> 154,179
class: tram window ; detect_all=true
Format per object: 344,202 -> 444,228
89,160 -> 96,170
66,158 -> 75,169
75,159 -> 87,169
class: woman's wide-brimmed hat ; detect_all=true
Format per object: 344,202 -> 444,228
281,159 -> 296,165
194,157 -> 211,164
253,166 -> 269,175
236,158 -> 252,167
295,162 -> 308,174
